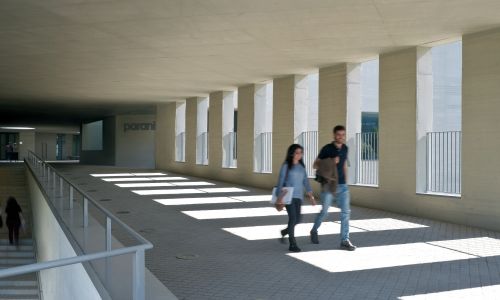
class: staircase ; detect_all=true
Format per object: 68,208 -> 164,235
0,164 -> 40,300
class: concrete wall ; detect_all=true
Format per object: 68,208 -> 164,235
26,169 -> 102,300
115,114 -> 155,168
80,117 -> 116,165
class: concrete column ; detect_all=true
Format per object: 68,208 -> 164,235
416,47 -> 434,193
155,103 -> 176,169
462,28 -> 500,227
185,97 -> 198,166
272,76 -> 295,174
379,48 -> 417,194
237,85 -> 255,174
318,64 -> 348,147
208,91 -> 223,170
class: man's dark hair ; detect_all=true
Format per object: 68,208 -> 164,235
333,125 -> 346,133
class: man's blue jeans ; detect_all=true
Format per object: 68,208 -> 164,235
311,184 -> 350,242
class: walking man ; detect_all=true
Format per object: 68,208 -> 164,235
310,125 -> 356,251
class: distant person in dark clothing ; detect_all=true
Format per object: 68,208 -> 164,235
5,143 -> 13,161
5,196 -> 23,247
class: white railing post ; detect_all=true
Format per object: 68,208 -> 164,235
59,177 -> 63,197
106,217 -> 112,251
83,197 -> 88,227
133,249 -> 146,300
69,186 -> 74,209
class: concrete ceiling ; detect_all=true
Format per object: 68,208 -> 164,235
1,0 -> 500,119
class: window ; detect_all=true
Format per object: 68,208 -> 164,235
222,91 -> 238,168
294,73 -> 319,178
196,97 -> 209,165
254,82 -> 273,173
82,120 -> 103,151
355,59 -> 379,186
175,101 -> 186,162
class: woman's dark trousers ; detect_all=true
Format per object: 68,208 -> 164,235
285,198 -> 302,246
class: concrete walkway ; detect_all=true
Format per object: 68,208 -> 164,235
53,163 -> 500,300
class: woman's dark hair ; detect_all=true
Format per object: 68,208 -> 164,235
5,196 -> 19,212
284,144 -> 305,170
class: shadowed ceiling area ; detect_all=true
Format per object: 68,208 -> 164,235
1,0 -> 500,120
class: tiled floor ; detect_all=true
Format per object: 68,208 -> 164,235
53,164 -> 500,300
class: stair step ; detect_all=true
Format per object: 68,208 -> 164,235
0,245 -> 34,255
0,241 -> 33,246
0,252 -> 34,258
0,258 -> 36,265
0,246 -> 33,252
0,274 -> 37,281
0,281 -> 37,287
0,289 -> 38,296
0,295 -> 40,300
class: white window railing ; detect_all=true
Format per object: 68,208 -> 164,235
255,132 -> 272,173
175,132 -> 185,162
197,132 -> 208,165
355,132 -> 379,186
426,131 -> 461,195
296,131 -> 318,178
223,132 -> 237,168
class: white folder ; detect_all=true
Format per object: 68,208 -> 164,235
270,187 -> 294,205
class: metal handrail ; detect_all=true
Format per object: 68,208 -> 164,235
27,150 -> 153,247
0,150 -> 153,300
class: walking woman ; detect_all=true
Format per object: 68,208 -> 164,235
5,196 -> 23,247
276,144 -> 315,252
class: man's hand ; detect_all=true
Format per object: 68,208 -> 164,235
335,157 -> 340,164
307,192 -> 316,206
